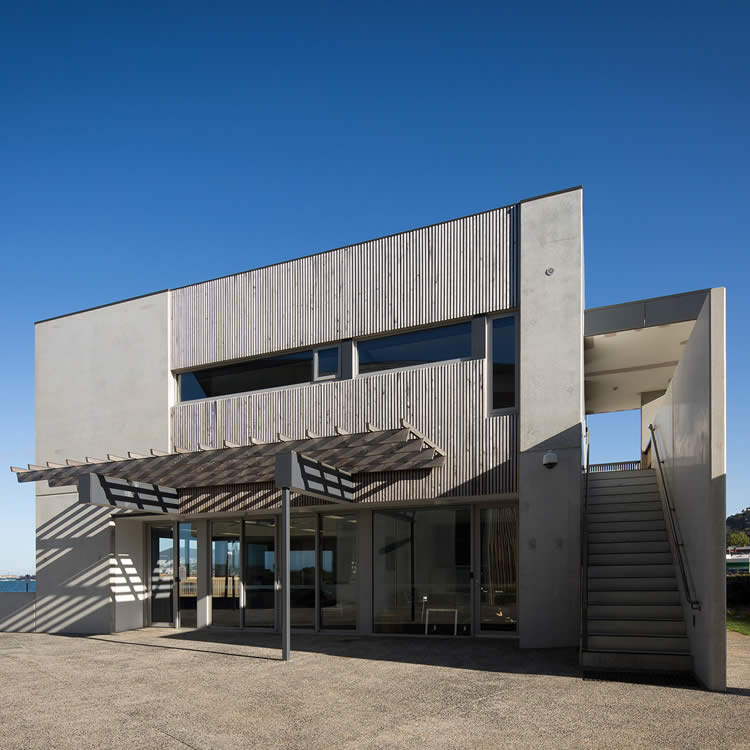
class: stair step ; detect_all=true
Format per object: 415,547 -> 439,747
587,634 -> 689,652
589,564 -> 675,578
589,541 -> 670,554
588,485 -> 658,497
588,520 -> 666,533
588,590 -> 681,605
588,577 -> 677,592
587,501 -> 662,514
587,510 -> 663,524
586,618 -> 686,636
588,492 -> 661,506
588,552 -> 673,566
588,530 -> 668,543
586,470 -> 655,481
588,603 -> 684,619
587,475 -> 657,488
581,649 -> 692,672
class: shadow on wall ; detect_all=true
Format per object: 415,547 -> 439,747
177,457 -> 519,515
0,503 -> 118,634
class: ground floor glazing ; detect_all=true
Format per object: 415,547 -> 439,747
146,501 -> 518,636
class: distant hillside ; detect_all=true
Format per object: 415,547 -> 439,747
727,508 -> 750,536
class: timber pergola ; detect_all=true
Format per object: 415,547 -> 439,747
11,421 -> 444,489
10,421 -> 445,661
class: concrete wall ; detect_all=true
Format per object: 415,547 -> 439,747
518,188 -> 584,648
0,593 -> 36,632
34,292 -> 171,633
641,390 -> 667,454
652,289 -> 726,690
113,520 -> 147,631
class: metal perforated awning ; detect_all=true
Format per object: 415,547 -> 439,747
11,421 -> 445,490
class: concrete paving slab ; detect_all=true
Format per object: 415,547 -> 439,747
0,628 -> 747,749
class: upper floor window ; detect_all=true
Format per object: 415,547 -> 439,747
491,315 -> 516,410
178,346 -> 338,401
357,321 -> 472,375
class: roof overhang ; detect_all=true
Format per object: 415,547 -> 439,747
584,290 -> 708,414
11,422 -> 445,491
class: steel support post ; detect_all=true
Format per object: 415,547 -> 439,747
281,487 -> 291,661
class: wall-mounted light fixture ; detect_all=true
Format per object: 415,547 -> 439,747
542,451 -> 558,469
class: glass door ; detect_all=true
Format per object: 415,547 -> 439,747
479,506 -> 518,632
150,525 -> 175,625
211,520 -> 241,627
319,514 -> 357,629
244,519 -> 276,628
178,522 -> 198,628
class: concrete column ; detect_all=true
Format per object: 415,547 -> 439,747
518,188 -> 584,648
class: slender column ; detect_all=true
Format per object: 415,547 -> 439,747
281,487 -> 291,661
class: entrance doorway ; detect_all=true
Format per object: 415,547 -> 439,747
244,519 -> 276,628
178,523 -> 198,628
211,521 -> 241,627
150,525 -> 175,625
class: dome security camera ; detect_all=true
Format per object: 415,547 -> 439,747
542,451 -> 558,469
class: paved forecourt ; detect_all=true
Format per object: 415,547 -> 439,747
0,629 -> 747,749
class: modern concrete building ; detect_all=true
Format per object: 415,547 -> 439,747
1,186 -> 727,690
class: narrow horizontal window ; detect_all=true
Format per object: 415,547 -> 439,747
179,350 -> 316,401
357,322 -> 472,374
492,316 -> 516,410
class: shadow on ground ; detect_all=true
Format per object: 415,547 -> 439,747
81,627 -> 581,678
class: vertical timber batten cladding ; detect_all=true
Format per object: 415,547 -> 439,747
171,205 -> 518,370
173,360 -> 518,511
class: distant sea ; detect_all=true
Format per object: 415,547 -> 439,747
0,580 -> 36,593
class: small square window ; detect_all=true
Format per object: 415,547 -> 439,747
316,347 -> 339,379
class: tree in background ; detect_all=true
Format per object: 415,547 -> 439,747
727,531 -> 750,548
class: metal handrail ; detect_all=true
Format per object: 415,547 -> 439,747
648,424 -> 701,611
589,461 -> 642,473
579,427 -> 591,656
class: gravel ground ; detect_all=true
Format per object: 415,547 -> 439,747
0,628 -> 747,750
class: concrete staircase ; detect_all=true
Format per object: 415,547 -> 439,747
580,468 -> 693,673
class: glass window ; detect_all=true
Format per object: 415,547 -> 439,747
373,507 -> 471,635
319,514 -> 357,630
179,350 -> 316,401
150,525 -> 174,625
290,515 -> 317,628
479,506 -> 518,631
492,316 -> 516,410
178,522 -> 198,628
316,347 -> 339,379
357,322 -> 472,374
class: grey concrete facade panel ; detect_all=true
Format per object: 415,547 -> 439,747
651,288 -> 727,690
34,293 -> 171,634
170,206 -> 518,371
518,188 -> 584,648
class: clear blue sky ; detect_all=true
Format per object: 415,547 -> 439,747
1,2 -> 747,573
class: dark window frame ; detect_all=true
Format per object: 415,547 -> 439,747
488,312 -> 519,415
